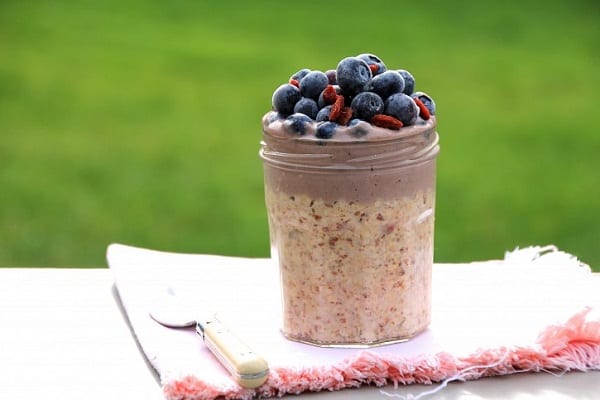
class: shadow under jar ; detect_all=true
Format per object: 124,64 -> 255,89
260,115 -> 440,347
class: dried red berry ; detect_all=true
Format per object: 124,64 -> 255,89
337,107 -> 353,125
413,97 -> 431,120
329,94 -> 344,121
289,79 -> 300,88
322,85 -> 337,104
371,114 -> 404,130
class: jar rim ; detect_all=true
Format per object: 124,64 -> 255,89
260,129 -> 439,172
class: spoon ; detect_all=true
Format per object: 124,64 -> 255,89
149,287 -> 269,389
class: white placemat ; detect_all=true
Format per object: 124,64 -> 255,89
108,244 -> 600,400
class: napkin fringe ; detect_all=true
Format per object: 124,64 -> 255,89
163,307 -> 600,400
504,245 -> 591,271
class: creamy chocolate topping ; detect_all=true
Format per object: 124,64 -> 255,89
260,112 -> 440,202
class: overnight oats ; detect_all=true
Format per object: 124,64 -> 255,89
260,54 -> 440,347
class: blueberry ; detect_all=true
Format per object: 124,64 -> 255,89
350,92 -> 384,122
356,53 -> 384,64
336,57 -> 372,95
397,70 -> 415,95
411,91 -> 436,115
356,53 -> 387,75
384,93 -> 419,125
266,111 -> 283,124
293,97 -> 319,119
299,71 -> 329,101
365,70 -> 405,100
283,113 -> 313,135
349,118 -> 370,137
290,68 -> 311,82
325,69 -> 337,85
272,84 -> 302,116
316,121 -> 338,139
316,105 -> 332,122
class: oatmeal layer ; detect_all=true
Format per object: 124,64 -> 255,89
265,188 -> 434,345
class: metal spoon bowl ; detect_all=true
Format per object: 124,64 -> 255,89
149,288 -> 198,328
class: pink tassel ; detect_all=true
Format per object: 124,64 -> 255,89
537,307 -> 600,355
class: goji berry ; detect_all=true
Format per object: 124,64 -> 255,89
337,107 -> 353,126
371,114 -> 404,130
322,85 -> 337,104
329,95 -> 344,121
413,97 -> 430,120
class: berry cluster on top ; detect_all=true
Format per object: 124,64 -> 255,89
270,53 -> 436,139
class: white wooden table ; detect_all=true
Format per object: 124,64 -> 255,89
1,268 -> 598,400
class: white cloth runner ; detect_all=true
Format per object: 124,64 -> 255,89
107,244 -> 600,400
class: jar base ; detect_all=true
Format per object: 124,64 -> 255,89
281,328 -> 427,348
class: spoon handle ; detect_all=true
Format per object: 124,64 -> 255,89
196,318 -> 269,388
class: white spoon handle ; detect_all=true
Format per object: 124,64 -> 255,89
197,319 -> 269,388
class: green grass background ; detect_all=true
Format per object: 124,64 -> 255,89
1,0 -> 598,270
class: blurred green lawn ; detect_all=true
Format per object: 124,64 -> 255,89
1,0 -> 598,270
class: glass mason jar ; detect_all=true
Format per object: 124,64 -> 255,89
260,116 -> 440,347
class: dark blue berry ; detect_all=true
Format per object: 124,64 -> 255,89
266,111 -> 283,124
350,92 -> 384,122
365,70 -> 405,100
283,113 -> 313,135
357,53 -> 383,62
349,118 -> 370,137
299,71 -> 329,101
411,91 -> 436,115
336,57 -> 372,95
397,70 -> 415,95
293,97 -> 319,119
356,53 -> 387,75
384,93 -> 419,125
272,84 -> 302,116
290,68 -> 311,82
316,121 -> 338,139
316,105 -> 332,122
325,69 -> 337,85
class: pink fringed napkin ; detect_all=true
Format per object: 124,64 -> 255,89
107,244 -> 600,400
